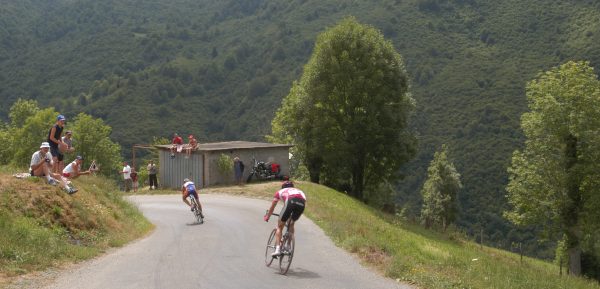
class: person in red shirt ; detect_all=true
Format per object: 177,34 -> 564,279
264,179 -> 306,256
271,162 -> 280,177
130,168 -> 139,192
170,133 -> 183,158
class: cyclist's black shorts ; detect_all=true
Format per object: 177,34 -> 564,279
279,197 -> 305,223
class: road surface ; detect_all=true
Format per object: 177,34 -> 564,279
37,194 -> 413,289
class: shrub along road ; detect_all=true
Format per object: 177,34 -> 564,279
39,194 -> 412,289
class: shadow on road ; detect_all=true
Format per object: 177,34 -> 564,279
285,267 -> 321,279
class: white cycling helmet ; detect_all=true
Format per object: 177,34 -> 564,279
183,178 -> 190,183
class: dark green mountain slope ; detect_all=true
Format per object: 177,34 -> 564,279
1,0 -> 599,257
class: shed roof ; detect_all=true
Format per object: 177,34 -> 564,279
155,141 -> 292,152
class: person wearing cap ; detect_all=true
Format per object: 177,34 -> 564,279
30,142 -> 61,185
48,114 -> 67,174
184,134 -> 198,159
61,156 -> 90,194
59,130 -> 75,172
61,130 -> 75,153
62,156 -> 91,179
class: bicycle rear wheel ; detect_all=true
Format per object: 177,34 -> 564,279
190,197 -> 203,224
279,234 -> 295,274
265,229 -> 277,266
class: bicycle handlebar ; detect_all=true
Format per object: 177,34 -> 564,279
265,209 -> 280,217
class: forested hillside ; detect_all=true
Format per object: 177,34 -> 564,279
1,0 -> 599,258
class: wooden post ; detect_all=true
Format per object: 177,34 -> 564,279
559,256 -> 562,276
519,242 -> 523,264
480,229 -> 483,249
132,146 -> 136,170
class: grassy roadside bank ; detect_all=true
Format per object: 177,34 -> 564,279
197,181 -> 599,289
0,170 -> 153,287
11,176 -> 596,289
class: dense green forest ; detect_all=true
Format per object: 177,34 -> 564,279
1,0 -> 600,258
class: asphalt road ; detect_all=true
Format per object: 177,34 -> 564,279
39,194 -> 413,289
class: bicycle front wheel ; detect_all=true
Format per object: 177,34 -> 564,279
190,198 -> 203,224
279,234 -> 295,274
265,229 -> 277,266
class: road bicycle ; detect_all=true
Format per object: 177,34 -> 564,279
264,212 -> 295,274
189,195 -> 204,224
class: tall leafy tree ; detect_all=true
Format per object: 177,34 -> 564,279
270,17 -> 416,201
505,61 -> 600,276
0,99 -> 45,164
420,144 -> 462,230
10,108 -> 57,167
9,98 -> 40,127
69,113 -> 122,177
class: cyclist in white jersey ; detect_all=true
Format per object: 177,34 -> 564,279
182,178 -> 203,217
264,180 -> 306,256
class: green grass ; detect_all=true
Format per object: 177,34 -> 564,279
298,182 -> 599,289
8,175 -> 596,288
0,169 -> 153,282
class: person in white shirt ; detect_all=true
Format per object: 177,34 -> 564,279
121,162 -> 132,192
30,142 -> 59,183
30,142 -> 69,192
60,155 -> 90,194
63,155 -> 91,179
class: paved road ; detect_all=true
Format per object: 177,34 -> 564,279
40,194 -> 412,289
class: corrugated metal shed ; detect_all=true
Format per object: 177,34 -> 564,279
158,150 -> 204,189
156,141 -> 292,189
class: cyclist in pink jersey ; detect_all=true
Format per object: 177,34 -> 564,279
264,180 -> 306,256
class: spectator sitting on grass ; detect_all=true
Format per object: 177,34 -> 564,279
30,142 -> 69,191
61,155 -> 90,194
62,155 -> 91,180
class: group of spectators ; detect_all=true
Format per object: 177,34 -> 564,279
170,133 -> 198,159
30,122 -> 260,193
30,114 -> 96,194
119,159 -> 159,192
